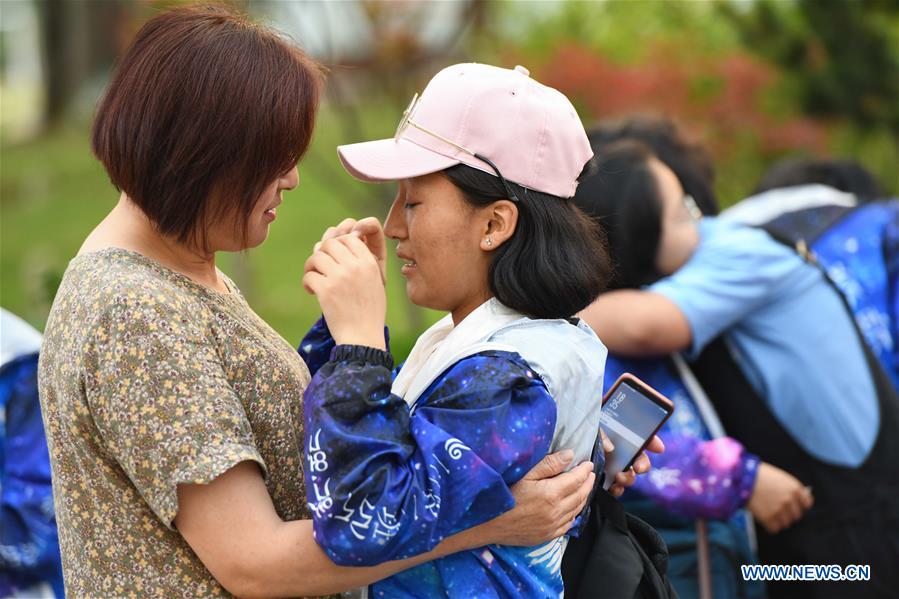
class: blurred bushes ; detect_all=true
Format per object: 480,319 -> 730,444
482,0 -> 897,205
2,0 -> 896,355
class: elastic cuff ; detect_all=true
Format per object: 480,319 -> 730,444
330,344 -> 395,370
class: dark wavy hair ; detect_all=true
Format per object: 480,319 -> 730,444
754,157 -> 882,202
572,140 -> 663,290
443,163 -> 611,319
588,116 -> 719,215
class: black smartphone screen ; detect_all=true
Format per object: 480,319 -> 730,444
600,380 -> 670,489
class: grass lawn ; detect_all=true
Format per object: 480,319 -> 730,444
0,108 -> 440,358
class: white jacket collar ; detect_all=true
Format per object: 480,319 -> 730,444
391,298 -> 522,406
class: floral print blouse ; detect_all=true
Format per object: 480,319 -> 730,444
38,248 -> 312,598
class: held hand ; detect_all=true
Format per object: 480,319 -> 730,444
748,462 -> 814,534
313,217 -> 387,284
303,235 -> 386,350
606,433 -> 665,498
352,217 -> 387,284
478,450 -> 595,546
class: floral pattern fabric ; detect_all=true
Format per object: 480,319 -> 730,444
38,248 -> 313,598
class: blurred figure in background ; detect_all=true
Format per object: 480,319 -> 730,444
724,158 -> 899,390
576,119 -> 777,599
586,116 -> 720,217
1,309 -> 64,598
753,157 -> 882,203
724,156 -> 881,236
577,138 -> 899,598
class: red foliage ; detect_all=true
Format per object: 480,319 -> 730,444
534,41 -> 829,160
760,118 -> 829,155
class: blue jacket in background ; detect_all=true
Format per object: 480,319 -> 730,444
1,310 -> 64,598
805,200 -> 899,390
724,191 -> 899,390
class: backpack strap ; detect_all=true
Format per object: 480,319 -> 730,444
695,520 -> 714,599
671,353 -> 724,599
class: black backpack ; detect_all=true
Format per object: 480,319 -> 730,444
562,487 -> 679,599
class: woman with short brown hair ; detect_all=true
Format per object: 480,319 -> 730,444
37,6 -> 595,597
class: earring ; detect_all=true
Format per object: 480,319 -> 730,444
485,238 -> 493,247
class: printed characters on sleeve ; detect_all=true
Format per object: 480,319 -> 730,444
302,348 -> 557,566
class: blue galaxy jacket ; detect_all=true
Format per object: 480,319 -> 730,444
604,355 -> 759,520
298,302 -> 606,599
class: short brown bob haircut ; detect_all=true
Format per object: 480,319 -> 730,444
92,4 -> 322,250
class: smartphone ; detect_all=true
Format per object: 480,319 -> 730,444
600,373 -> 674,490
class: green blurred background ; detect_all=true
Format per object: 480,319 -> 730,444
2,0 -> 897,358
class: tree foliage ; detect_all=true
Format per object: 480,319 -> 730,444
720,0 -> 899,135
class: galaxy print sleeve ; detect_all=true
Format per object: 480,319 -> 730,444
604,355 -> 760,520
303,346 -> 557,566
297,317 -> 390,377
631,432 -> 760,520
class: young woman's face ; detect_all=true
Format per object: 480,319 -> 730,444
384,173 -> 492,321
649,158 -> 699,275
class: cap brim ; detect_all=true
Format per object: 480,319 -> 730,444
337,138 -> 461,183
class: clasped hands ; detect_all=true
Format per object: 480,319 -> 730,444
303,217 -> 388,351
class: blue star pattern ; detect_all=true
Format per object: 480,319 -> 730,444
298,318 -> 598,598
809,200 -> 899,389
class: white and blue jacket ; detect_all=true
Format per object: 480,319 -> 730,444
299,299 -> 606,598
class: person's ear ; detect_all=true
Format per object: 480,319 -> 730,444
479,200 -> 518,252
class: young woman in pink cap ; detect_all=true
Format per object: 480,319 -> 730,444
300,63 -> 664,598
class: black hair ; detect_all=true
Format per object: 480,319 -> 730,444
572,140 -> 664,290
443,163 -> 611,320
588,116 -> 720,215
754,157 -> 882,202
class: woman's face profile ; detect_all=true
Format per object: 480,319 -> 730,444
206,166 -> 300,253
649,158 -> 700,276
384,173 -> 492,315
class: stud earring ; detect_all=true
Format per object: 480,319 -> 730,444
485,238 -> 493,247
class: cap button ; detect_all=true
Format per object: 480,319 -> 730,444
514,65 -> 530,77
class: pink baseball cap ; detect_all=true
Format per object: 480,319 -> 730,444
337,63 -> 593,199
